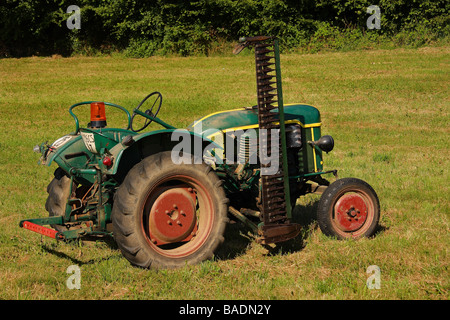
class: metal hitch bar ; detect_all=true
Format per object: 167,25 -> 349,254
20,221 -> 64,240
19,215 -> 109,240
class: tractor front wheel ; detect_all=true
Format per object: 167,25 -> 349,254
317,178 -> 380,239
112,151 -> 229,269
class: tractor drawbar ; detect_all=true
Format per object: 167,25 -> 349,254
20,221 -> 64,240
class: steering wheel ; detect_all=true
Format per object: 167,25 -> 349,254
131,91 -> 163,132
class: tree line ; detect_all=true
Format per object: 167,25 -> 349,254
0,0 -> 448,57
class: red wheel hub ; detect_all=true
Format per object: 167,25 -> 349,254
334,193 -> 368,232
148,187 -> 197,245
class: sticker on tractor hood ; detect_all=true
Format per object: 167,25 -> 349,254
51,135 -> 73,149
81,132 -> 97,154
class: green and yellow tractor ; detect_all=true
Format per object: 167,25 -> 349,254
20,37 -> 380,269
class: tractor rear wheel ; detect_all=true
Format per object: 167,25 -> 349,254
317,178 -> 380,239
45,168 -> 72,232
45,168 -> 89,232
112,151 -> 229,269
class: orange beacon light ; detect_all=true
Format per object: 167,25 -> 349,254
90,102 -> 107,128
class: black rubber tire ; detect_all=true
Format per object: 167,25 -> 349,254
317,178 -> 380,239
45,168 -> 72,232
111,151 -> 229,269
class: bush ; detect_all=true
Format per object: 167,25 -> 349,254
0,0 -> 70,57
0,0 -> 448,57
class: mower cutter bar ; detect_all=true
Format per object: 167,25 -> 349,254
20,221 -> 64,240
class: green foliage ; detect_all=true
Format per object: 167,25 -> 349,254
0,0 -> 70,56
0,0 -> 448,57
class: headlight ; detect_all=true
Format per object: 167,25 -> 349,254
308,135 -> 334,153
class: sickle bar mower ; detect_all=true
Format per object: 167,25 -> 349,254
243,36 -> 301,243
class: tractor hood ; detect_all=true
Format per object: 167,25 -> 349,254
187,104 -> 321,135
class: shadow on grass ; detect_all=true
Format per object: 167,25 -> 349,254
263,201 -> 320,256
218,199 -> 388,260
40,202 -> 387,265
373,223 -> 388,238
216,201 -> 320,260
40,235 -> 120,266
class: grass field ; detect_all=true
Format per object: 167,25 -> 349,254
0,46 -> 448,300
